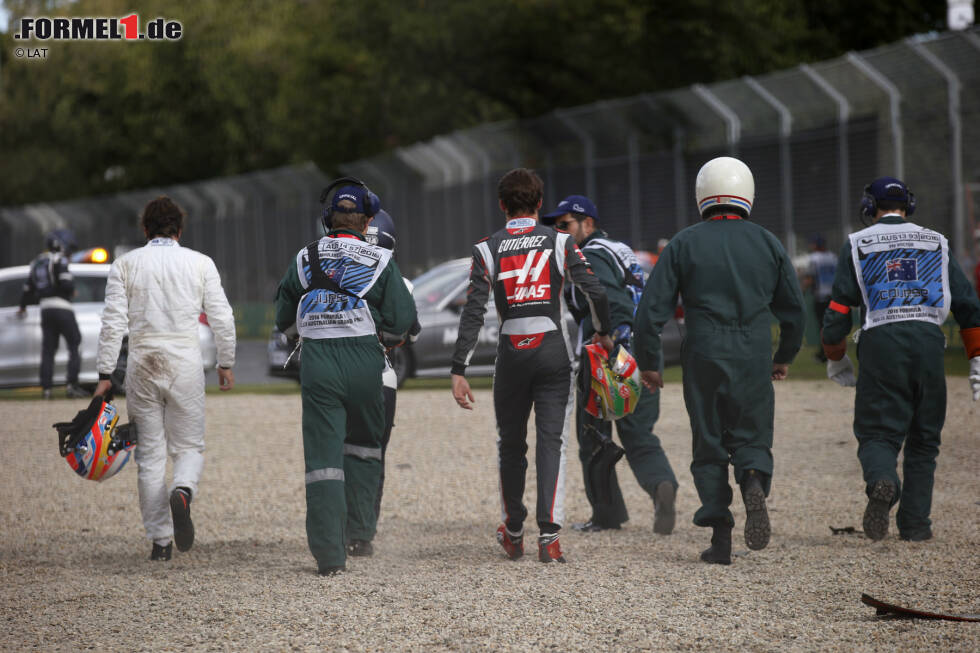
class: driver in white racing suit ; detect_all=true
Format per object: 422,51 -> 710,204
95,196 -> 236,561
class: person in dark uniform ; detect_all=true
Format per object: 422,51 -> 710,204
18,229 -> 88,399
802,235 -> 837,362
275,181 -> 417,575
451,168 -> 613,564
634,157 -> 806,565
539,194 -> 678,535
362,209 -> 422,523
822,176 -> 980,542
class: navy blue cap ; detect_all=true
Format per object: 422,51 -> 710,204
540,195 -> 598,225
867,177 -> 910,204
331,185 -> 375,214
46,228 -> 77,253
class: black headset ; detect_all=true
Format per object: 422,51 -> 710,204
860,181 -> 916,222
319,176 -> 378,232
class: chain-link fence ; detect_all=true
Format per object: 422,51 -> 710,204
3,28 -> 978,309
0,164 -> 327,304
344,28 -> 980,279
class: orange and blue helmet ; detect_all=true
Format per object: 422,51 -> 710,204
55,396 -> 137,482
583,344 -> 642,421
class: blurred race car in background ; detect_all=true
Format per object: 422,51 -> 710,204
268,256 -> 685,387
0,251 -> 217,390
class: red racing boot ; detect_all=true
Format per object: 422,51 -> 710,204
496,524 -> 524,560
537,533 -> 566,563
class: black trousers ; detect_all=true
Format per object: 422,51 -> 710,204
374,385 -> 397,519
493,331 -> 574,535
40,307 -> 81,389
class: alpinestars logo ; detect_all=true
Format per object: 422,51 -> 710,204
498,250 -> 552,303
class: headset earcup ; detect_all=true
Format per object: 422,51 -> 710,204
906,190 -> 916,216
859,184 -> 875,218
860,193 -> 875,218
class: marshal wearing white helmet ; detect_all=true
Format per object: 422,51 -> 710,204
633,157 -> 806,565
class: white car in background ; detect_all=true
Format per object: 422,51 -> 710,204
0,257 -> 217,390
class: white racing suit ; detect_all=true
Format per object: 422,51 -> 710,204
97,238 -> 236,545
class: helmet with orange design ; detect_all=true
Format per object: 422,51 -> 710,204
55,395 -> 137,482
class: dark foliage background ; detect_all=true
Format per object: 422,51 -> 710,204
0,0 -> 946,205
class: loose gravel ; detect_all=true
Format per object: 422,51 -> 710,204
2,380 -> 978,651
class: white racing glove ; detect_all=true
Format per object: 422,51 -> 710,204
969,356 -> 980,402
827,354 -> 857,387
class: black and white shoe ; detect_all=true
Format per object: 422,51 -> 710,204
65,384 -> 89,399
170,488 -> 195,552
571,520 -> 619,533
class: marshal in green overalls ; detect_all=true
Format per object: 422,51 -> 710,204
634,216 -> 805,530
821,212 -> 980,540
570,231 -> 678,530
276,228 -> 416,571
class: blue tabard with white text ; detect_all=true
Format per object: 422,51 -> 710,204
849,220 -> 950,330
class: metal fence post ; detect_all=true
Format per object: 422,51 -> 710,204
846,52 -> 904,179
800,64 -> 851,242
556,109 -> 596,199
433,135 -> 476,248
908,38 -> 965,262
627,129 -> 641,247
692,84 -> 741,156
743,76 -> 795,254
673,126 -> 688,233
454,131 -> 494,235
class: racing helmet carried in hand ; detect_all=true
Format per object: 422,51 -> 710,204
365,209 -> 397,250
55,395 -> 137,482
695,156 -> 755,218
582,344 -> 642,420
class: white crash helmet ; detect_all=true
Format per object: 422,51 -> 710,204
695,156 -> 755,217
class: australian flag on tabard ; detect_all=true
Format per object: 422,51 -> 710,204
886,258 -> 917,282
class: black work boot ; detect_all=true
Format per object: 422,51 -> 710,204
150,542 -> 172,561
318,564 -> 345,576
347,539 -> 374,557
700,526 -> 732,565
863,480 -> 896,541
653,481 -> 676,535
741,470 -> 771,551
